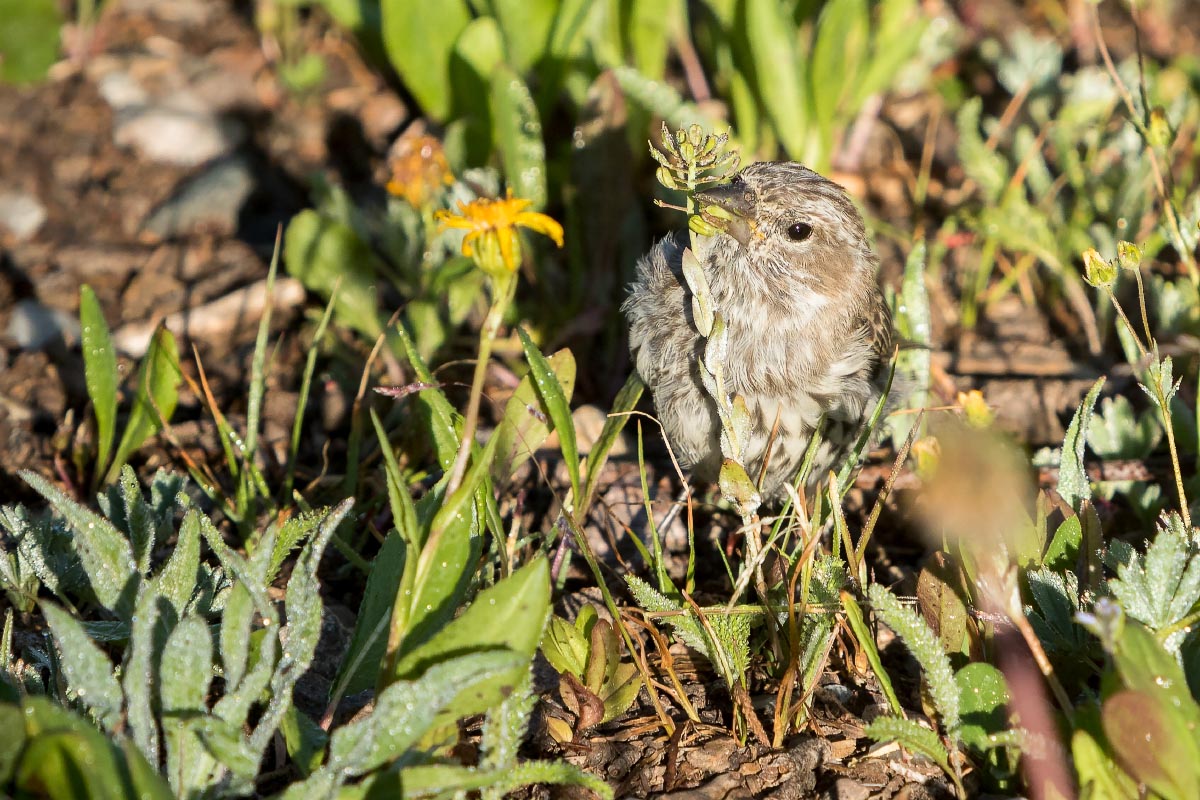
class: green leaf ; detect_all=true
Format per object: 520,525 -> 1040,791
1072,704 -> 1140,800
21,471 -> 138,618
332,650 -> 525,777
1103,689 -> 1200,800
1043,515 -> 1082,573
0,0 -> 62,85
579,372 -> 643,515
80,285 -> 118,482
284,209 -> 384,339
956,98 -> 1009,201
220,582 -> 254,692
155,507 -> 200,617
1058,377 -> 1105,512
841,592 -> 903,715
810,0 -> 868,143
540,615 -> 589,678
281,706 -> 328,777
123,588 -> 162,766
490,66 -> 547,209
0,701 -> 24,783
743,0 -> 810,162
625,0 -> 681,81
394,323 -> 462,470
380,0 -> 470,121
492,348 -> 576,484
490,0 -> 557,73
516,328 -> 579,505
867,583 -> 960,739
335,530 -> 406,697
863,716 -> 952,775
107,326 -> 181,485
16,698 -> 172,800
395,761 -> 614,799
955,663 -> 1009,753
392,557 -> 550,718
161,615 -> 213,714
116,466 -> 154,575
41,602 -> 123,732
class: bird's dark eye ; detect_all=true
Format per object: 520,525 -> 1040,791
787,222 -> 813,241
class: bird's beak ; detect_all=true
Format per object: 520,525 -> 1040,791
694,182 -> 755,245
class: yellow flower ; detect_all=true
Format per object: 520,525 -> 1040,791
435,192 -> 563,276
386,133 -> 454,208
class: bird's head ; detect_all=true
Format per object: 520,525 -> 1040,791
693,162 -> 876,298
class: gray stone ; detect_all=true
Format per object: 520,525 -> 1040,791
114,105 -> 243,166
142,156 -> 255,239
6,300 -> 80,351
0,190 -> 47,241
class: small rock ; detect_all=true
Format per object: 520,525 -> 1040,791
114,105 -> 243,166
5,300 -> 80,351
142,156 -> 255,238
0,190 -> 47,241
824,778 -> 871,800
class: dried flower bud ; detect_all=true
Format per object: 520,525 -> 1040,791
1082,248 -> 1116,288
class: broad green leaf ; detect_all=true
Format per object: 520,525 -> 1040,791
107,326 -> 181,485
625,0 -> 680,81
0,0 -> 62,85
492,348 -> 576,484
80,285 -> 118,482
41,602 -> 123,732
332,650 -> 525,777
372,409 -> 420,548
810,0 -> 868,141
1103,689 -> 1200,800
21,471 -> 137,618
448,17 -> 504,165
611,65 -> 711,131
490,0 -> 556,73
1043,515 -> 1082,573
0,702 -> 23,783
955,663 -> 1009,752
392,557 -> 550,718
1072,705 -> 1140,800
1058,377 -> 1105,512
490,66 -> 547,209
516,328 -> 579,505
540,615 -> 589,678
161,615 -> 213,713
284,209 -> 384,340
743,0 -> 810,161
281,706 -> 328,777
380,0 -> 470,121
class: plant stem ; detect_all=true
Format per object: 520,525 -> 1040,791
444,275 -> 514,497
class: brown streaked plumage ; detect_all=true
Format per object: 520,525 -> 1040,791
623,161 -> 892,502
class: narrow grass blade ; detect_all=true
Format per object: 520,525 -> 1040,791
106,326 -> 181,485
516,327 -> 580,507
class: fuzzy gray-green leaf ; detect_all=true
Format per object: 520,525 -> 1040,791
21,471 -> 137,619
1058,377 -> 1105,512
154,507 -> 200,617
868,583 -> 960,739
41,601 -> 124,732
490,66 -> 547,209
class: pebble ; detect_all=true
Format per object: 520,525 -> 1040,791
113,105 -> 243,166
6,300 -> 80,351
142,155 -> 255,239
0,190 -> 47,241
824,777 -> 871,800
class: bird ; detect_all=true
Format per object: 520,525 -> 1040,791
623,161 -> 893,504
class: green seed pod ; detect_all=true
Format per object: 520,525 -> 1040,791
1082,248 -> 1116,288
1116,240 -> 1142,271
